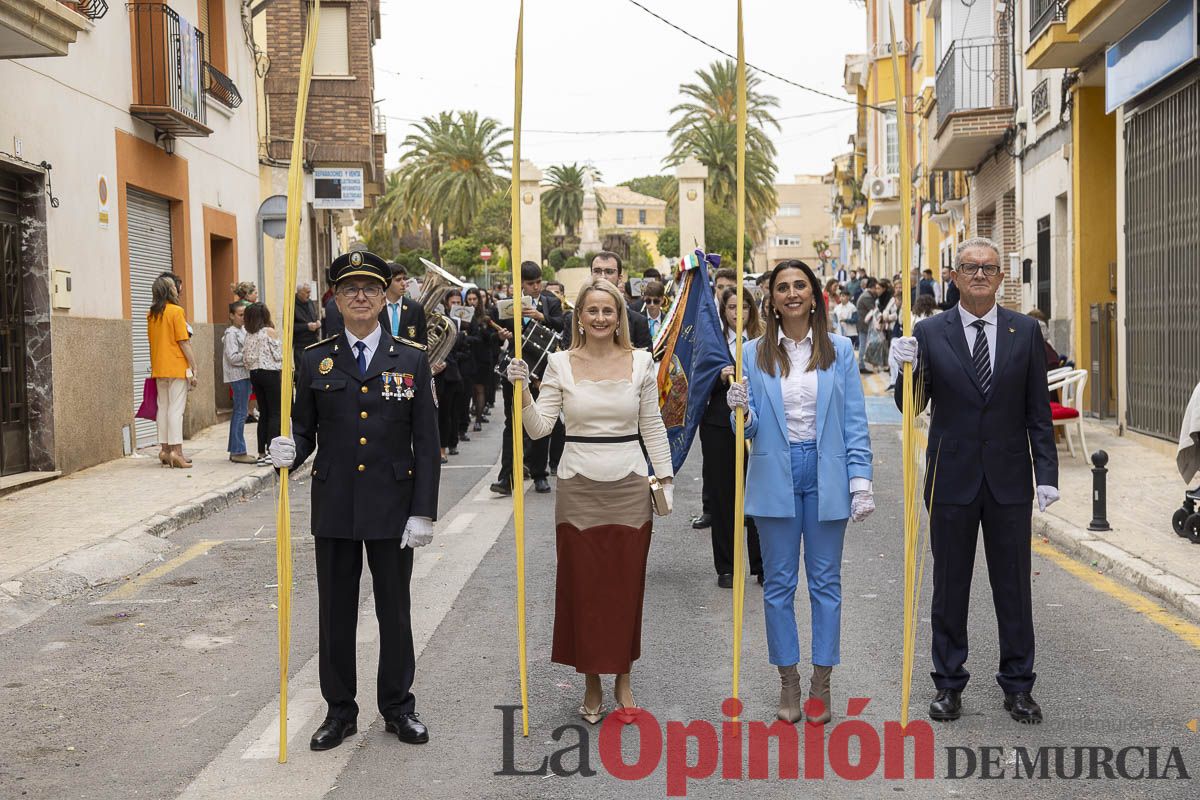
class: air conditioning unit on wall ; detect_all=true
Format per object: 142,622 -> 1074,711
868,176 -> 899,200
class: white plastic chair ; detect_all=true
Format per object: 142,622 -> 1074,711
1046,366 -> 1071,383
1047,369 -> 1089,461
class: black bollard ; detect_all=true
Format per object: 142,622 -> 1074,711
1087,450 -> 1112,532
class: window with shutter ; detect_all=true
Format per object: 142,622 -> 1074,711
314,6 -> 350,76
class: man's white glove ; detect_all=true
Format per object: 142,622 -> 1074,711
892,336 -> 919,368
850,491 -> 875,522
1036,485 -> 1060,513
268,436 -> 296,469
505,358 -> 529,384
401,516 -> 434,548
726,378 -> 750,412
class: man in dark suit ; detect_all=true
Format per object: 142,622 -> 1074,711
893,237 -> 1058,725
489,261 -> 564,496
324,262 -> 428,346
939,266 -> 960,310
268,250 -> 440,751
563,251 -> 652,349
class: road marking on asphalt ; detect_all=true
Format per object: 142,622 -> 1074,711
103,539 -> 221,601
176,456 -> 522,799
1034,538 -> 1200,650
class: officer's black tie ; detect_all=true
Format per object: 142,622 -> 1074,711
971,319 -> 992,395
354,341 -> 367,375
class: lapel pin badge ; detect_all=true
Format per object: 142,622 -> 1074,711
1009,327 -> 1016,334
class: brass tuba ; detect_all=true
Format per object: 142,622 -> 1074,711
418,257 -> 467,367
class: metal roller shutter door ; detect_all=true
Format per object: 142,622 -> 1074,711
127,188 -> 174,448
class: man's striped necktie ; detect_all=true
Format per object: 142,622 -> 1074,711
971,319 -> 992,395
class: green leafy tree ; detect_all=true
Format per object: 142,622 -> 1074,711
619,174 -> 673,201
542,163 -> 606,237
548,248 -> 568,269
394,110 -> 511,260
360,171 -> 407,258
703,200 -> 754,266
564,256 -> 584,269
665,60 -> 780,239
657,227 -> 680,259
439,236 -> 480,276
627,235 -> 655,274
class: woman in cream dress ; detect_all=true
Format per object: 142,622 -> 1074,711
506,278 -> 674,724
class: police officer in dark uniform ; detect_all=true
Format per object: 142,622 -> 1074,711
268,250 -> 440,751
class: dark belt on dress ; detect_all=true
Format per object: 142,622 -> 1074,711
563,434 -> 641,443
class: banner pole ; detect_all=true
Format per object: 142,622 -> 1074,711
731,0 -> 748,712
510,0 -> 530,738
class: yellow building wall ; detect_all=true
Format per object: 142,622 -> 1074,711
1071,86 -> 1118,411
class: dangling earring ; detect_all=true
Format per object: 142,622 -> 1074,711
810,305 -> 815,314
615,326 -> 620,336
578,325 -> 585,336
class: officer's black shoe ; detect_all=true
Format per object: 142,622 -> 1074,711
490,479 -> 512,496
691,513 -> 712,529
929,689 -> 962,721
716,573 -> 733,588
1003,692 -> 1043,724
385,712 -> 430,744
534,477 -> 552,493
448,447 -> 459,455
310,717 -> 357,751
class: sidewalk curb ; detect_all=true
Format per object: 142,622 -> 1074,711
0,463 -> 311,619
1034,513 -> 1200,624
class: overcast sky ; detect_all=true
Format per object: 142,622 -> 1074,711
375,0 -> 868,186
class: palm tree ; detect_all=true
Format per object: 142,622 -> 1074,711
541,163 -> 606,237
395,110 -> 511,259
665,60 -> 780,239
361,171 -> 408,255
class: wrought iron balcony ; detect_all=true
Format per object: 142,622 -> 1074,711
1031,0 -> 1067,41
1031,78 -> 1050,121
62,0 -> 106,19
205,62 -> 242,109
127,2 -> 211,137
935,37 -> 1012,130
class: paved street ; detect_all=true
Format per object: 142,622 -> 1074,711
2,411 -> 1199,800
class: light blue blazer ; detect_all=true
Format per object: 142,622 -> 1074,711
737,334 -> 872,522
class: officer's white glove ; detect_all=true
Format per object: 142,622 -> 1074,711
726,378 -> 750,412
1036,485 -> 1060,513
892,336 -> 919,368
505,359 -> 529,384
268,436 -> 296,469
850,491 -> 875,522
401,516 -> 434,548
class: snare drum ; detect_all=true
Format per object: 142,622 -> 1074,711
496,320 -> 562,381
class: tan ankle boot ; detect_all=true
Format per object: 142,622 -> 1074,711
806,665 -> 832,724
777,665 -> 803,723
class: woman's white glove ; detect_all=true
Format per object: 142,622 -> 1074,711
850,491 -> 875,522
726,378 -> 750,412
662,483 -> 674,515
401,516 -> 434,548
268,436 -> 296,469
505,358 -> 529,384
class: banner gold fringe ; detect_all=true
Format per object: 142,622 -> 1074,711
274,0 -> 321,764
510,0 -> 531,739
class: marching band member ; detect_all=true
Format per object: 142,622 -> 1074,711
506,278 -> 674,725
727,259 -> 874,725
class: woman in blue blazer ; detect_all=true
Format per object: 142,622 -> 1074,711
727,259 -> 875,725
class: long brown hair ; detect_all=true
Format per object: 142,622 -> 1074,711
149,274 -> 180,319
243,302 -> 273,335
756,259 -> 836,377
720,286 -> 762,340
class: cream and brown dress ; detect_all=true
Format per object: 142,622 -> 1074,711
521,348 -> 674,674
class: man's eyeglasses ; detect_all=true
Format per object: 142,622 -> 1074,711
337,285 -> 384,298
957,263 -> 1001,277
592,268 -> 619,278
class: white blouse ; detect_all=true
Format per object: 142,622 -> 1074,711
522,349 -> 674,482
778,327 -> 818,443
243,329 -> 283,371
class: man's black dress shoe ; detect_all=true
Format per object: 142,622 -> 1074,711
459,433 -> 471,442
717,573 -> 733,588
385,712 -> 430,744
691,513 -> 712,530
490,479 -> 512,496
929,689 -> 962,721
534,477 -> 551,493
448,447 -> 459,455
754,572 -> 764,586
310,717 -> 357,751
1004,691 -> 1043,724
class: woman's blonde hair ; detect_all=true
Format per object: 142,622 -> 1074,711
231,281 -> 257,299
569,278 -> 633,351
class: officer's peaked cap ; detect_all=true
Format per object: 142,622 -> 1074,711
328,249 -> 390,286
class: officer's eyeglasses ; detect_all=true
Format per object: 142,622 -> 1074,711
957,262 -> 1001,277
337,285 -> 384,298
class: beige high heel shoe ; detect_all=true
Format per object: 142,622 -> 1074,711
158,449 -> 170,466
777,665 -> 803,723
169,452 -> 192,469
806,665 -> 832,725
578,701 -> 606,725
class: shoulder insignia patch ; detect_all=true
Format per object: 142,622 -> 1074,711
394,335 -> 428,351
304,334 -> 338,351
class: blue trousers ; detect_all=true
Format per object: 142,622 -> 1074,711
227,378 -> 251,455
753,441 -> 848,667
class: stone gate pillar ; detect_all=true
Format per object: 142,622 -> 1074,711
676,156 -> 708,255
